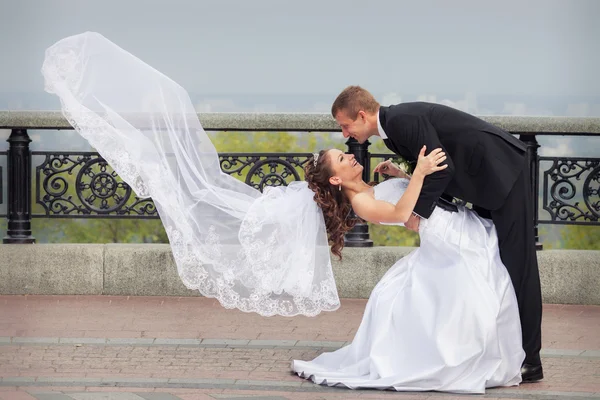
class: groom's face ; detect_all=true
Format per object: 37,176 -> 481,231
335,110 -> 370,144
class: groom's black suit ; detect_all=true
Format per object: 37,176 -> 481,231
379,102 -> 542,366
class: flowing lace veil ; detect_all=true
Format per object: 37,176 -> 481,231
41,31 -> 339,317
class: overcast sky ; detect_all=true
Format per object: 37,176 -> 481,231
0,0 -> 598,114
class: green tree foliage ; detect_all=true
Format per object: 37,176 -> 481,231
32,218 -> 168,244
561,225 -> 600,250
368,223 -> 420,247
541,225 -> 600,250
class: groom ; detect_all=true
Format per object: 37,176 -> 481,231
330,85 -> 543,382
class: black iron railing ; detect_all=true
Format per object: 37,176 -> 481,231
29,151 -> 314,218
539,157 -> 599,225
1,116 -> 599,246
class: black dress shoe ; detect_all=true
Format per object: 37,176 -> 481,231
521,363 -> 544,382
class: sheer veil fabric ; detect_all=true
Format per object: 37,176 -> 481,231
41,31 -> 339,317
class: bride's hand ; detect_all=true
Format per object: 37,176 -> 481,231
414,146 -> 448,176
373,159 -> 408,179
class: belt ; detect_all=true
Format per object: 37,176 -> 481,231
435,197 -> 458,213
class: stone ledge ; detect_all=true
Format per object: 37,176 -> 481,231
0,244 -> 104,295
1,110 -> 599,133
0,244 -> 598,304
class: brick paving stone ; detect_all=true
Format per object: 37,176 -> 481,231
0,296 -> 598,399
70,394 -> 147,400
0,389 -> 599,400
2,296 -> 597,351
0,390 -> 38,400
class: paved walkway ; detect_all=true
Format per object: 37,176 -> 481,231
0,295 -> 598,399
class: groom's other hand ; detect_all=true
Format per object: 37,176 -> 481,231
405,213 -> 420,232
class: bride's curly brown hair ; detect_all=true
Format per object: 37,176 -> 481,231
304,150 -> 360,259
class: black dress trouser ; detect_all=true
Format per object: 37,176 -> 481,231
474,159 -> 542,366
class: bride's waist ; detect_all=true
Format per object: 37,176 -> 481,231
419,206 -> 463,234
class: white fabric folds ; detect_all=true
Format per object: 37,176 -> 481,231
41,32 -> 339,317
292,178 -> 525,393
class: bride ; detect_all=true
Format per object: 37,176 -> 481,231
41,32 -> 524,394
292,147 -> 525,393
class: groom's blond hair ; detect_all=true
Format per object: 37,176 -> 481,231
331,86 -> 380,119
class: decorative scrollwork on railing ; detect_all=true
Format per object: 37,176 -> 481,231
220,155 -> 260,176
33,152 -> 312,218
540,157 -> 599,224
219,153 -> 311,191
246,156 -> 308,190
34,152 -> 158,218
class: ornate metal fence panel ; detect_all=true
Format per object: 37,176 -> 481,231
34,152 -> 157,218
539,157 -> 599,225
33,151 -> 312,218
220,152 -> 311,191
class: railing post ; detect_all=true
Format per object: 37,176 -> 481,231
3,129 -> 35,244
344,138 -> 373,247
520,133 -> 542,250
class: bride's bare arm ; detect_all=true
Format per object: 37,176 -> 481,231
351,178 -> 425,224
352,146 -> 447,224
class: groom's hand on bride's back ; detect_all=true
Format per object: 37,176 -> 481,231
415,146 -> 448,176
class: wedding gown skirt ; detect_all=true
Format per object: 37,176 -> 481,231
292,178 -> 525,394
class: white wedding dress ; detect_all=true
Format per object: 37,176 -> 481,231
292,178 -> 525,394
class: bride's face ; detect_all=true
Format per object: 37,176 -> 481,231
326,149 -> 363,187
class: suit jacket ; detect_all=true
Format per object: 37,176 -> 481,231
379,102 -> 526,219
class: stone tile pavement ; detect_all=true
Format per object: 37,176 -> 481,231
0,295 -> 598,399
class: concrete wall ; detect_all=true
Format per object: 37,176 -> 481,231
1,244 -> 598,305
